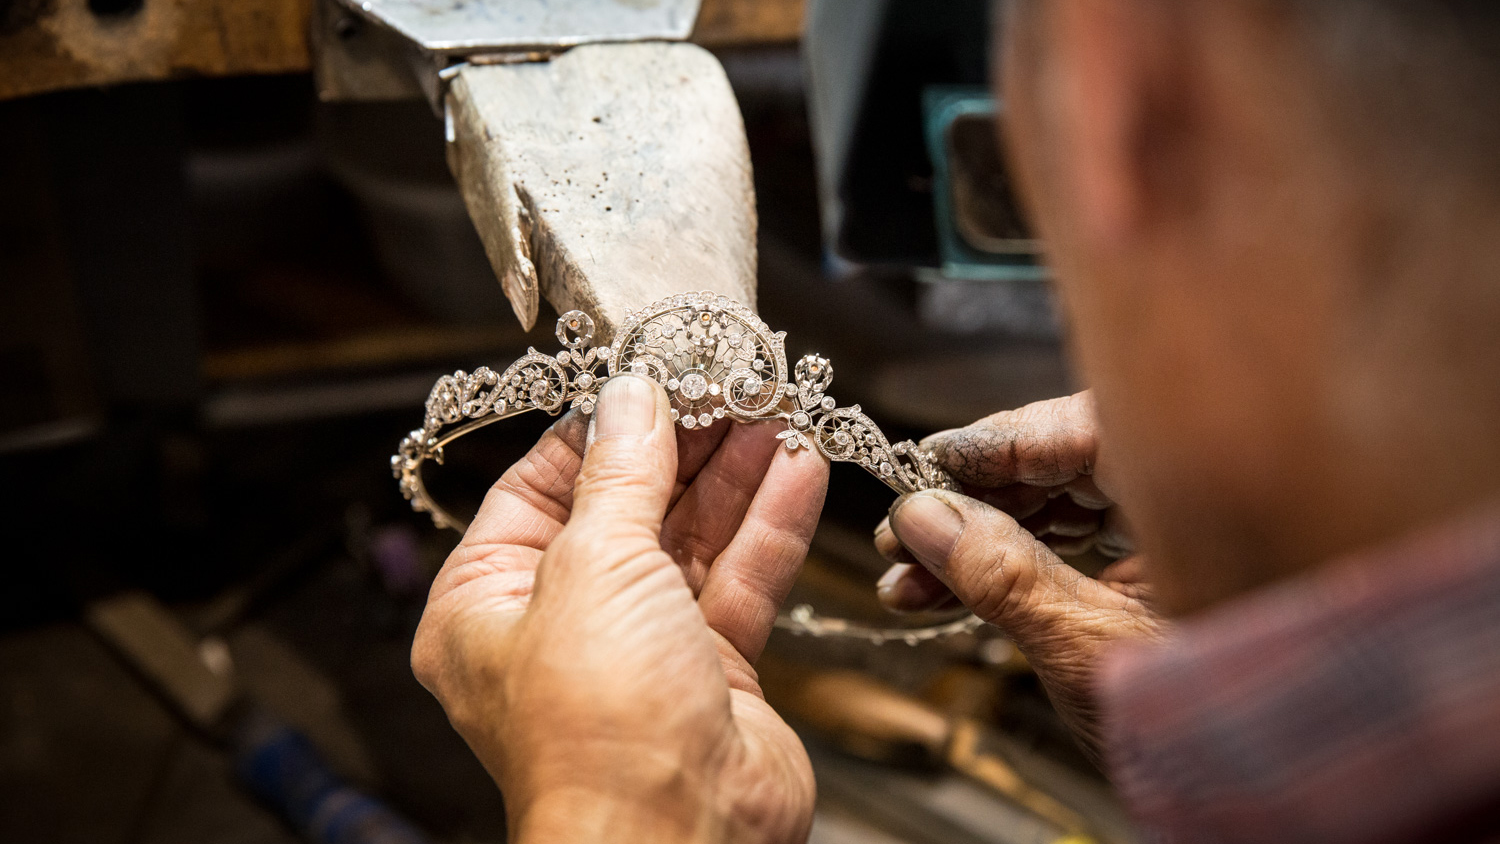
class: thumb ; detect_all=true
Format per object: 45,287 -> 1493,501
887,489 -> 1107,642
546,374 -> 678,583
889,489 -> 1158,764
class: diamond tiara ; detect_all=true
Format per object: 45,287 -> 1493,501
393,291 -> 983,644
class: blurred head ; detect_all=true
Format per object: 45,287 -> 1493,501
997,1 -> 1500,612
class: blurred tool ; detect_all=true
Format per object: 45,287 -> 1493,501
763,660 -> 1102,844
85,591 -> 431,844
921,88 -> 1043,281
805,0 -> 1059,341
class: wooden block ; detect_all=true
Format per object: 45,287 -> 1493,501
0,0 -> 311,101
0,0 -> 804,102
692,0 -> 806,47
446,42 -> 758,337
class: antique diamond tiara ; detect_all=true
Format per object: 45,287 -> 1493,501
393,291 -> 984,644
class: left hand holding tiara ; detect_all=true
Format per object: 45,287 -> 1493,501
411,373 -> 829,844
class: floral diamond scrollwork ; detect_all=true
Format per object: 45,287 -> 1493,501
785,353 -> 960,494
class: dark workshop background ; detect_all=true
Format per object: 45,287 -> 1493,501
0,1 -> 1134,842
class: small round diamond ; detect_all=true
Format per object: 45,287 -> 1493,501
682,414 -> 697,429
708,383 -> 721,397
821,396 -> 836,410
575,373 -> 594,390
698,413 -> 713,427
742,375 -> 762,396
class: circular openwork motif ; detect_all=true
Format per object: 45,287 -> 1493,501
555,310 -> 596,349
608,292 -> 789,428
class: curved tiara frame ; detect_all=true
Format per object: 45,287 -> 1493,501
393,291 -> 984,644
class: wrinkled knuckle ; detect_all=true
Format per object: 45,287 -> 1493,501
620,542 -> 675,577
963,548 -> 1022,623
753,522 -> 811,567
410,624 -> 446,696
410,642 -> 437,691
952,533 -> 1032,625
666,531 -> 720,572
721,662 -> 763,697
577,448 -> 648,494
545,529 -> 597,565
507,442 -> 576,500
555,524 -> 661,575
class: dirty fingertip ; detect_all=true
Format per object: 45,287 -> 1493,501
919,427 -> 962,450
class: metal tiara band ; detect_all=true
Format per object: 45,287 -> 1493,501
393,291 -> 984,644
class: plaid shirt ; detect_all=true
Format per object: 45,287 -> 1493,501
1101,503 -> 1500,844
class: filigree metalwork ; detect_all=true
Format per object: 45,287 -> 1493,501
393,292 -> 973,642
612,293 -> 789,429
392,311 -> 612,530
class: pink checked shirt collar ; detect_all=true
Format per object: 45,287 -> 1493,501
1101,502 -> 1500,844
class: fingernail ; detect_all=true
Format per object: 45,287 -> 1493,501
595,374 -> 657,439
889,492 -> 964,572
876,563 -> 955,613
918,428 -> 959,450
876,563 -> 910,607
876,562 -> 907,593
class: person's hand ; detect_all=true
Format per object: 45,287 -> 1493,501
873,391 -> 1164,759
412,374 -> 829,843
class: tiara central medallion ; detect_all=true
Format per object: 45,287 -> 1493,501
609,294 -> 788,427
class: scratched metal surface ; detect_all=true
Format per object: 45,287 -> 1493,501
340,0 -> 702,54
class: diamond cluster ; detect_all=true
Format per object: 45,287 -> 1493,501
609,291 -> 790,429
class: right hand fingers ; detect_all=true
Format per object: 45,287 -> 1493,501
924,391 -> 1112,496
876,489 -> 1123,592
885,489 -> 1142,641
874,497 -> 1103,614
887,489 -> 1163,764
874,518 -> 962,613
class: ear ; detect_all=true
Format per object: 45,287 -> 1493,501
1048,0 -> 1173,249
